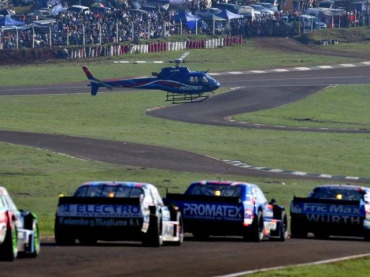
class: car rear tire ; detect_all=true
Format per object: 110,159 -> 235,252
79,236 -> 97,245
290,216 -> 308,239
142,214 -> 163,247
270,210 -> 288,241
244,210 -> 264,242
173,212 -> 184,246
28,219 -> 40,257
192,229 -> 209,240
314,231 -> 330,240
0,222 -> 18,261
54,219 -> 75,246
251,210 -> 264,242
364,230 -> 370,241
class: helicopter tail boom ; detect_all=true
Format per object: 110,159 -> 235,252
82,66 -> 113,96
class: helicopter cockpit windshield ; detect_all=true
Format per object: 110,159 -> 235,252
189,76 -> 209,85
205,73 -> 221,89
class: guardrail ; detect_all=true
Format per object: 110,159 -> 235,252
0,36 -> 243,64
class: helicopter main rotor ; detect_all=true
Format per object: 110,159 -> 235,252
169,52 -> 189,67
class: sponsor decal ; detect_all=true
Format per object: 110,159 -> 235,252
163,222 -> 175,236
57,204 -> 142,218
306,214 -> 361,224
169,69 -> 180,73
58,217 -> 141,227
264,221 -> 277,231
292,203 -> 361,216
182,203 -> 242,221
179,86 -> 202,91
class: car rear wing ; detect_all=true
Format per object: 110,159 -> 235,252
291,196 -> 362,217
58,196 -> 141,206
56,196 -> 144,220
164,193 -> 241,205
292,196 -> 361,206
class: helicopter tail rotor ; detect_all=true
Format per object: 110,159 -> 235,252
82,66 -> 113,96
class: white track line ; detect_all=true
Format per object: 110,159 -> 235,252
215,253 -> 370,277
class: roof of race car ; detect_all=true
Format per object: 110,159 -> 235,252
0,187 -> 9,196
79,181 -> 153,189
313,184 -> 370,192
192,180 -> 257,187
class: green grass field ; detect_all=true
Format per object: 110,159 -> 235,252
235,84 -> 370,129
0,91 -> 369,178
0,38 -> 369,275
244,255 -> 370,277
0,42 -> 361,87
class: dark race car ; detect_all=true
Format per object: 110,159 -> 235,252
55,181 -> 183,247
290,184 -> 370,240
165,180 -> 288,242
0,187 -> 40,261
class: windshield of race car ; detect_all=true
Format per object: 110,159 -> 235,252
309,187 -> 368,202
74,184 -> 143,198
0,196 -> 6,208
186,183 -> 242,197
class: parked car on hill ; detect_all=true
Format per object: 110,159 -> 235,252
300,14 -> 327,31
213,3 -> 241,14
251,4 -> 274,15
27,9 -> 52,21
259,2 -> 278,12
67,5 -> 90,15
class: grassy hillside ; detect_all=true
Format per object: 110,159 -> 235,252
297,26 -> 370,43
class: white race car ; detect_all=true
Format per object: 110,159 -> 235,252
0,187 -> 40,261
55,181 -> 184,247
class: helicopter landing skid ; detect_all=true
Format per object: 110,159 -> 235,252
166,92 -> 208,104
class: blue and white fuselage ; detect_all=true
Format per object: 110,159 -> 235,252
82,66 -> 221,100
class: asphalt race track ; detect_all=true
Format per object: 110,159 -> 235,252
1,237 -> 370,277
0,48 -> 370,276
149,66 -> 370,133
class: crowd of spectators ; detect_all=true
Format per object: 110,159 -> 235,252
0,0 -> 368,49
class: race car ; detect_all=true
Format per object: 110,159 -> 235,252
0,187 -> 40,261
55,181 -> 184,247
290,184 -> 370,240
164,180 -> 288,242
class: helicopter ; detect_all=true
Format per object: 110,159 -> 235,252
82,52 -> 221,103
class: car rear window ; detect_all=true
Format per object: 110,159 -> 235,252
74,184 -> 143,198
187,183 -> 242,197
309,187 -> 364,201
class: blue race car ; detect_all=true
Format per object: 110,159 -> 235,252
290,184 -> 370,240
165,180 -> 288,242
